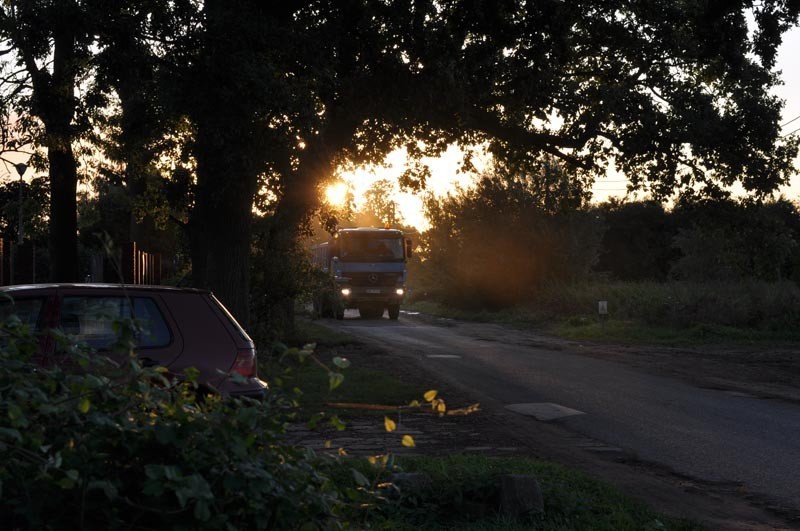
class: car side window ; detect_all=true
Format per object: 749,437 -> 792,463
0,297 -> 45,327
59,296 -> 171,350
132,298 -> 171,348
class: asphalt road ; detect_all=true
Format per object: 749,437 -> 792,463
328,310 -> 800,514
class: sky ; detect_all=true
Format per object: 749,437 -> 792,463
335,24 -> 800,230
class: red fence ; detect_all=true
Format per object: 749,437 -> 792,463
1,240 -> 161,286
121,242 -> 162,285
90,242 -> 162,285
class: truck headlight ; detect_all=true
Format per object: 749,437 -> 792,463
395,288 -> 404,296
341,288 -> 352,296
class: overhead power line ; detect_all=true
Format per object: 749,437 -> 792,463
783,125 -> 800,137
782,113 -> 800,128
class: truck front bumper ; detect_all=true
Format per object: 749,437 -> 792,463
338,285 -> 405,307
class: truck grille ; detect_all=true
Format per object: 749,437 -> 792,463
345,272 -> 400,286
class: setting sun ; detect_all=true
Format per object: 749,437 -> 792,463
324,181 -> 351,207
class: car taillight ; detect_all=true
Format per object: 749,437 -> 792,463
231,348 -> 257,377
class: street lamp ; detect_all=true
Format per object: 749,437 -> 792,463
13,162 -> 27,244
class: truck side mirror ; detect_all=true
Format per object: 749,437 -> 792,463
405,238 -> 413,258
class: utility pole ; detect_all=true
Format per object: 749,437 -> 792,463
15,162 -> 27,244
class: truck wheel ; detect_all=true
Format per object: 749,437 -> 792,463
335,306 -> 345,320
388,304 -> 400,320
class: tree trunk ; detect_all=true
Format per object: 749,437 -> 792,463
41,23 -> 80,282
191,134 -> 256,327
47,141 -> 79,281
187,0 -> 276,328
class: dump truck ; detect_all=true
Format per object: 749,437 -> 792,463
311,228 -> 412,320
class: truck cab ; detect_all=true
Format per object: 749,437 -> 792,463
312,228 -> 412,320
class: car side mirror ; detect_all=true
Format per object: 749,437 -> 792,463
405,238 -> 413,258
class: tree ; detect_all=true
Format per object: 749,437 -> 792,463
248,0 -> 799,323
4,1 -> 799,331
421,157 -> 603,309
670,195 -> 800,282
357,179 -> 404,228
594,199 -> 677,281
0,174 -> 48,243
0,1 -> 100,281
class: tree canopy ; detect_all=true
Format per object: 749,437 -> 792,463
0,1 -> 798,327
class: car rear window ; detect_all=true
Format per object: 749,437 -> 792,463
209,294 -> 252,343
59,296 -> 171,350
0,297 -> 45,329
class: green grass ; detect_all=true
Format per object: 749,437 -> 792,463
337,454 -> 703,530
270,357 -> 426,417
551,318 -> 800,345
289,317 -> 358,347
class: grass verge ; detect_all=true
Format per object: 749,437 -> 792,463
278,357 -> 426,415
337,454 -> 703,530
290,317 -> 358,347
551,318 -> 800,345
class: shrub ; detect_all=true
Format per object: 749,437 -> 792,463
0,316 -> 363,529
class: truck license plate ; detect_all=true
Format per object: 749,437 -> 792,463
366,288 -> 380,294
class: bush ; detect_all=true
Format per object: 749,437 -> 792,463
421,160 -> 604,309
0,316 -> 365,529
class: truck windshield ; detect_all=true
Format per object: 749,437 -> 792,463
340,234 -> 404,262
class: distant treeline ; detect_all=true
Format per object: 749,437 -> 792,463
415,166 -> 800,310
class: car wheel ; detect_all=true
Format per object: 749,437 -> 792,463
388,304 -> 400,320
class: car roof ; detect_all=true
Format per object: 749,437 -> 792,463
0,283 -> 211,295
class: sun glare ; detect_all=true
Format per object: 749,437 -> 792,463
324,182 -> 350,207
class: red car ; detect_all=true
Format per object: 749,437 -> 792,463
0,284 -> 267,399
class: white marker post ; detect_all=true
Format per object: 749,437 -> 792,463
598,300 -> 608,332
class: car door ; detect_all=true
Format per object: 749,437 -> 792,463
0,287 -> 57,364
54,287 -> 184,368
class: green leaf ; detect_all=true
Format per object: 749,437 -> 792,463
307,412 -> 325,430
328,371 -> 345,391
332,356 -> 351,369
156,426 -> 178,445
163,465 -> 180,481
88,480 -> 118,500
0,427 -> 22,442
330,415 -> 346,431
142,479 -> 165,497
184,366 -> 200,382
351,468 -> 370,487
145,464 -> 163,480
7,403 -> 26,427
77,397 -> 91,414
194,500 -> 211,521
